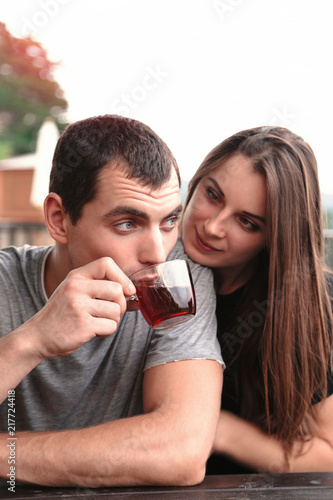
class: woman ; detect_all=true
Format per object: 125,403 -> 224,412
181,126 -> 333,473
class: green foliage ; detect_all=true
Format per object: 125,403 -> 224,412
326,209 -> 333,229
323,208 -> 333,270
0,22 -> 68,158
324,237 -> 333,270
323,207 -> 333,229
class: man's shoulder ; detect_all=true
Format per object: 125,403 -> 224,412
0,244 -> 53,277
168,238 -> 213,281
0,245 -> 28,271
0,244 -> 52,262
167,237 -> 186,259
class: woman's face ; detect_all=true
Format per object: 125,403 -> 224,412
182,153 -> 267,283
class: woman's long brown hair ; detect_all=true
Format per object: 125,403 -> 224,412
183,126 -> 333,454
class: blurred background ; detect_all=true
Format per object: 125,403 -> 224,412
0,0 -> 332,267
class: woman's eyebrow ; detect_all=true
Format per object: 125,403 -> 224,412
207,177 -> 266,224
207,177 -> 224,197
242,211 -> 266,224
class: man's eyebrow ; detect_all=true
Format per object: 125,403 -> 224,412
207,177 -> 266,224
169,204 -> 183,217
103,204 -> 183,220
103,206 -> 149,220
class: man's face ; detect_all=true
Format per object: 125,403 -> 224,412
64,164 -> 182,277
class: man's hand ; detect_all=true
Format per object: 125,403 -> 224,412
0,257 -> 136,404
26,257 -> 136,359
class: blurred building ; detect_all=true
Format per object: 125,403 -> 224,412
0,118 -> 59,248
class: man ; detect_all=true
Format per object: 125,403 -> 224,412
0,115 -> 223,487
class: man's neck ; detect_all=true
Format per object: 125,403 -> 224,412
44,244 -> 71,298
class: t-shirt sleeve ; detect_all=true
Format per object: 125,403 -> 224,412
144,246 -> 223,371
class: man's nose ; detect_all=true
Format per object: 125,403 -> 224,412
139,229 -> 168,265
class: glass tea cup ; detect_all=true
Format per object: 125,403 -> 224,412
127,259 -> 196,329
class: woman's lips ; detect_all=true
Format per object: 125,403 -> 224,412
195,229 -> 220,252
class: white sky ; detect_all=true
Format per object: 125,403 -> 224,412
1,0 -> 333,195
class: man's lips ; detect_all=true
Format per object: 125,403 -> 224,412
195,229 -> 220,252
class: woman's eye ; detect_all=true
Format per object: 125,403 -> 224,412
205,187 -> 218,201
240,218 -> 259,232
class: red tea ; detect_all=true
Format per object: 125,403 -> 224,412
135,282 -> 196,329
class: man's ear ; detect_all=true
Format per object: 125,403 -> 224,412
43,193 -> 70,244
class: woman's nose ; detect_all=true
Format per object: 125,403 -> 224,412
204,214 -> 227,238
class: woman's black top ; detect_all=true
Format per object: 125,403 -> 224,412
206,273 -> 333,475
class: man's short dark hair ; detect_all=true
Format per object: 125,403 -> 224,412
49,114 -> 180,224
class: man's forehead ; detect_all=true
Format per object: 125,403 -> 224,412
99,163 -> 180,197
103,159 -> 179,182
97,164 -> 182,217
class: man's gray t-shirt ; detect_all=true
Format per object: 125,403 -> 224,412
0,238 -> 222,431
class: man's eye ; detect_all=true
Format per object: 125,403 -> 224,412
115,221 -> 134,231
162,216 -> 179,229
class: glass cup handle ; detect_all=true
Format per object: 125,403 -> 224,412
126,294 -> 139,302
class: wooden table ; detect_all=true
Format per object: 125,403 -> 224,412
1,473 -> 333,499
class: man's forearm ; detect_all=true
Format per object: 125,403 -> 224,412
0,412 -> 206,487
0,327 -> 43,404
0,359 -> 222,487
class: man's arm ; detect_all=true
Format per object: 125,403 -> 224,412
0,328 -> 44,404
213,394 -> 333,472
0,257 -> 136,404
0,359 -> 222,487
